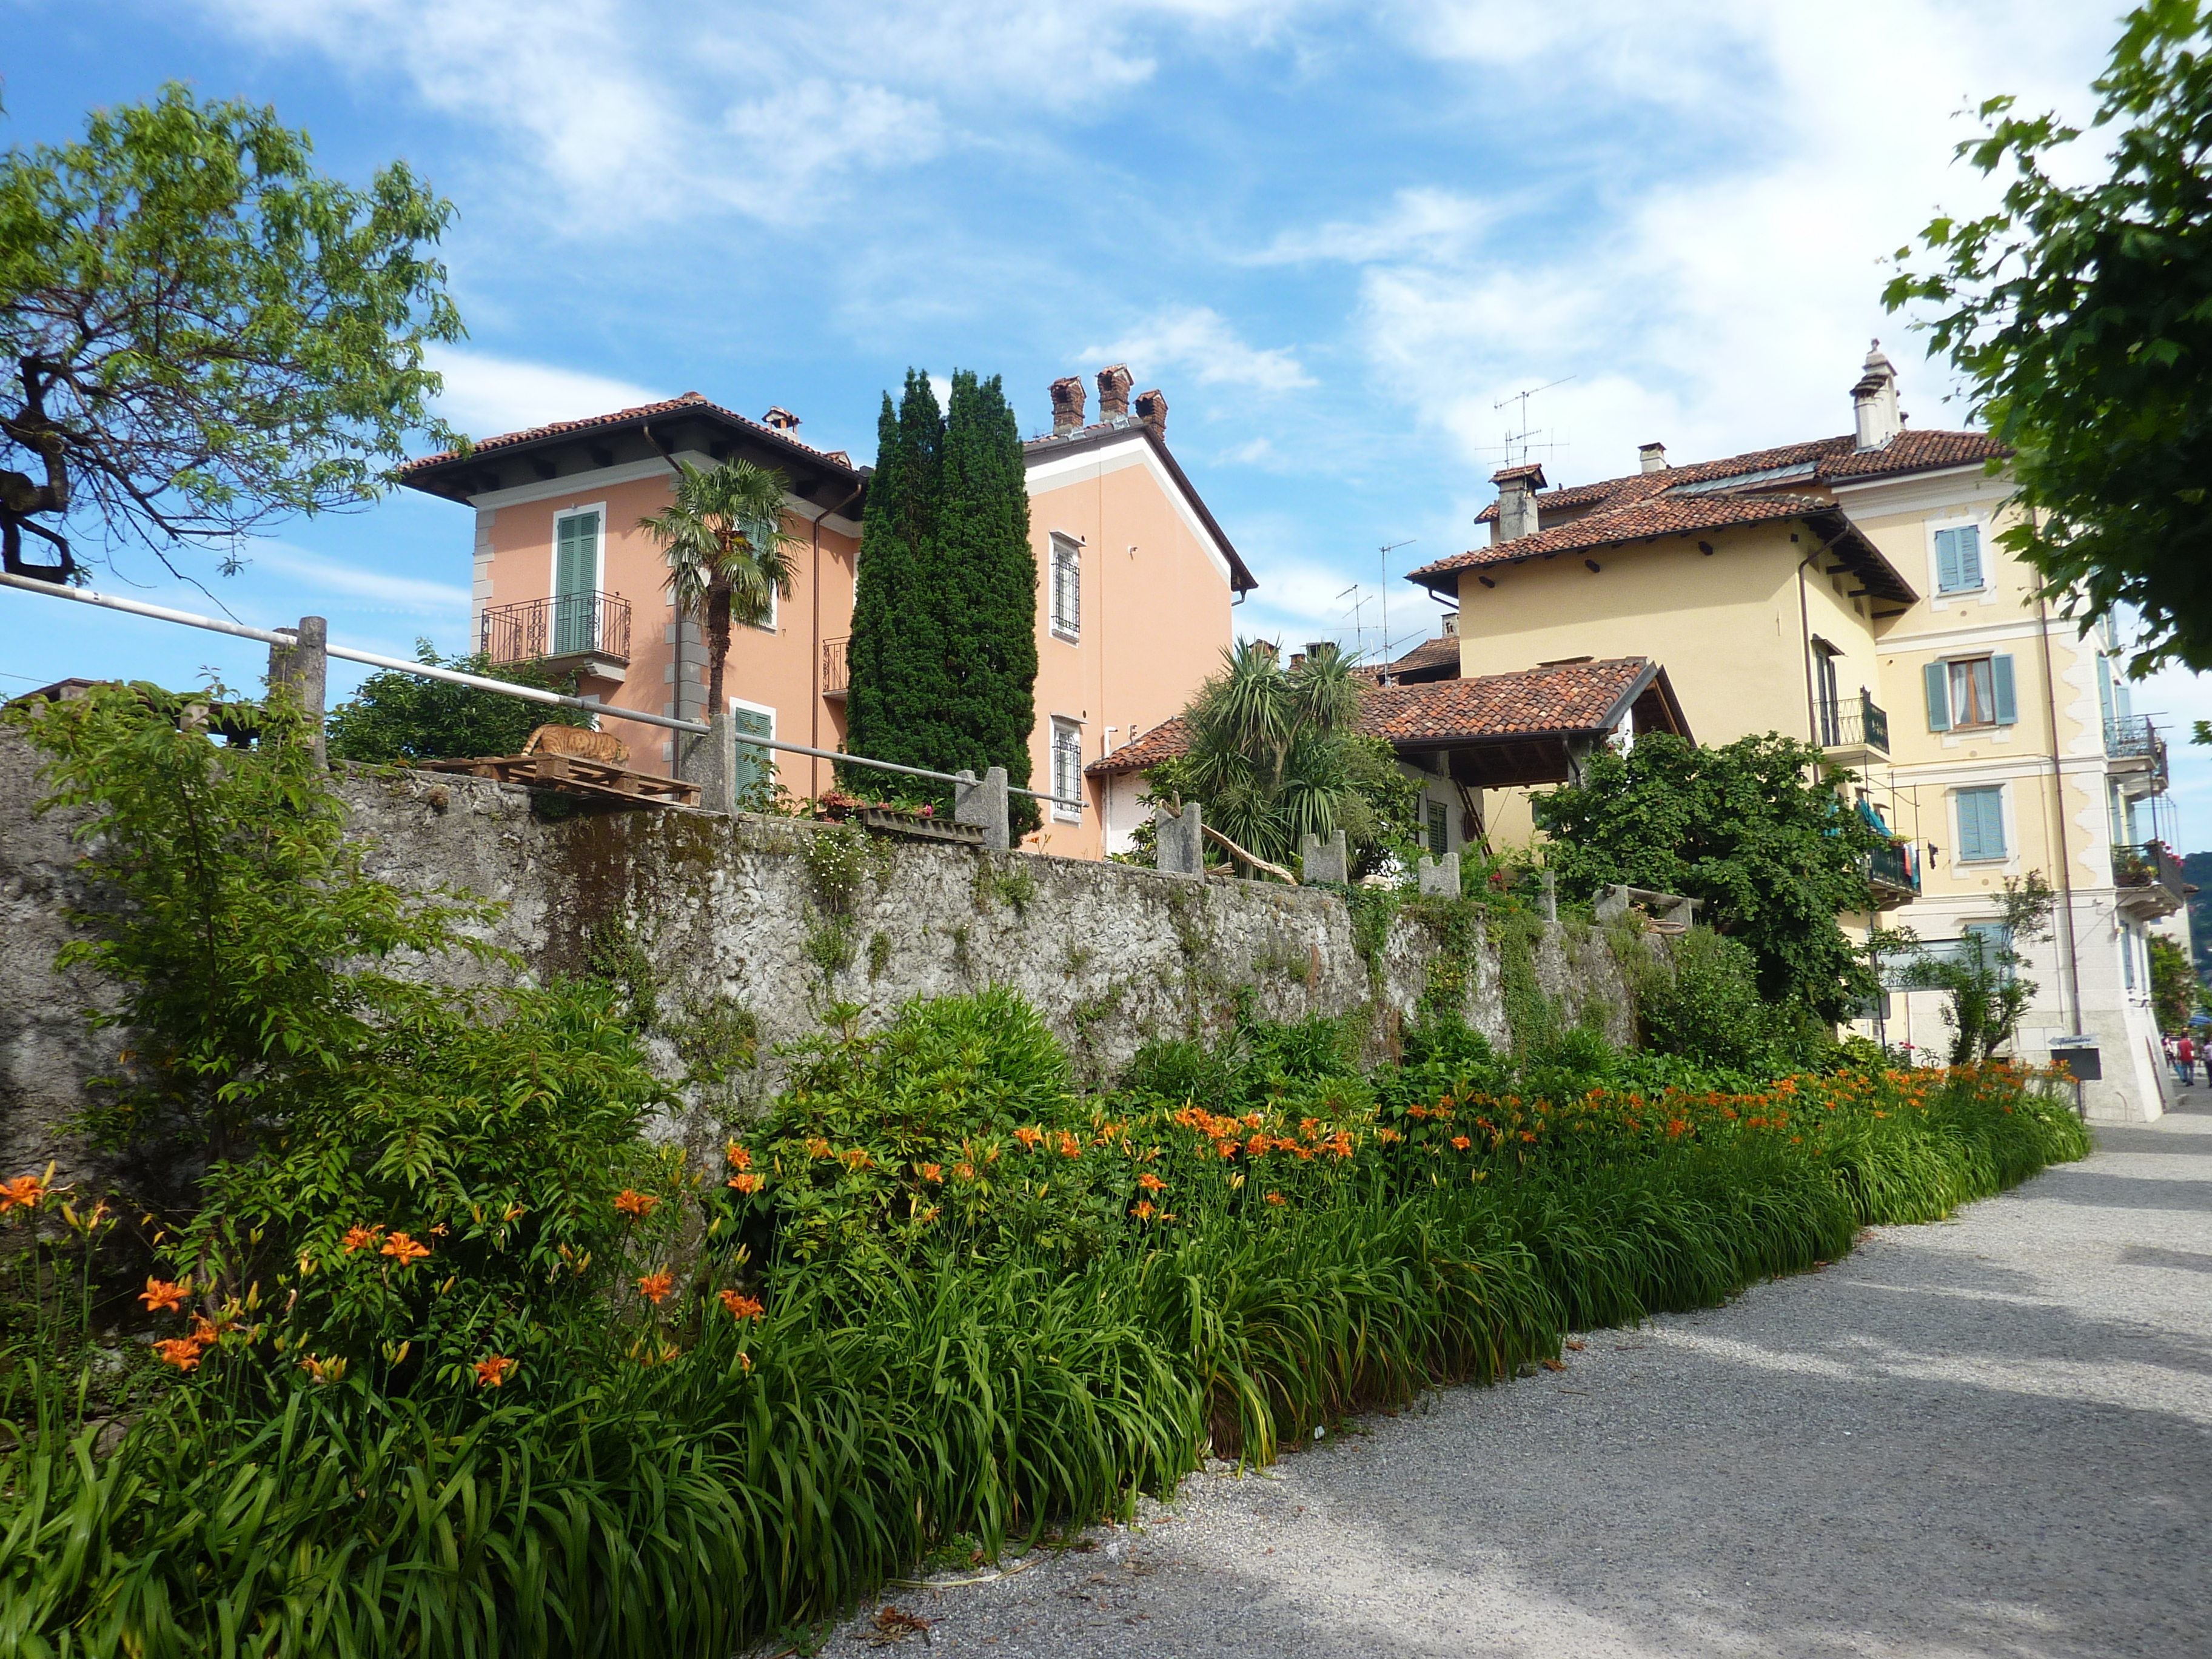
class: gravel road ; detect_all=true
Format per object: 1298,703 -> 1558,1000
819,1095 -> 2212,1658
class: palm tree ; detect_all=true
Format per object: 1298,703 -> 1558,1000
1173,639 -> 1362,868
637,460 -> 797,717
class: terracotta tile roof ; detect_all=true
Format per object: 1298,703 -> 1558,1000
401,390 -> 860,475
1468,428 -> 2006,525
1417,491 -> 1836,578
1087,657 -> 1661,775
1359,658 -> 1656,746
1088,715 -> 1193,776
1376,634 -> 1461,680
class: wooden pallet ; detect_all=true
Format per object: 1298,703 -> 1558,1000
856,806 -> 982,846
417,751 -> 700,807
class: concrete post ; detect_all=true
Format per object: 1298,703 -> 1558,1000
1541,870 -> 1559,924
267,615 -> 329,765
1417,852 -> 1461,898
1156,800 -> 1204,876
955,766 -> 1010,851
1299,829 -> 1350,886
677,712 -> 737,813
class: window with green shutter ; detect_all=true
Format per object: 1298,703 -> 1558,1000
1934,524 -> 1983,593
554,509 -> 601,655
1955,785 -> 2006,862
1426,799 -> 1447,859
731,705 -> 774,802
1932,654 -> 2017,728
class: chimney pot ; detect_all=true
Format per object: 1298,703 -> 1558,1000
1489,462 -> 1547,543
1097,364 -> 1133,420
1851,338 -> 1902,451
1134,387 -> 1167,437
1637,441 -> 1668,473
1048,375 -> 1087,437
763,406 -> 800,432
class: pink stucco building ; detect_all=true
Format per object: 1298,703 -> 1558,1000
398,369 -> 1255,857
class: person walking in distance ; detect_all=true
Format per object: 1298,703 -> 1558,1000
2179,1033 -> 2197,1087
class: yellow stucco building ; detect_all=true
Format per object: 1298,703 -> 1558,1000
1407,346 -> 2179,1122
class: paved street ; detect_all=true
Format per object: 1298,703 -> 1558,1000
826,1096 -> 2212,1658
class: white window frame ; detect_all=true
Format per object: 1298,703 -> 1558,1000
549,503 -> 608,598
1926,514 -> 1991,600
1050,534 -> 1082,644
728,697 -> 777,796
1050,716 -> 1084,822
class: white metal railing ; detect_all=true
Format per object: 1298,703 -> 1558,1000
0,572 -> 1082,812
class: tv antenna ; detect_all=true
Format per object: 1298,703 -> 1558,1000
1493,375 -> 1576,467
1333,583 -> 1367,660
1377,539 -> 1416,681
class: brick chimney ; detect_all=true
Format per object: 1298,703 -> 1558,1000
1134,387 -> 1167,437
1049,375 -> 1086,437
1852,340 -> 1902,451
763,406 -> 800,433
1490,462 -> 1547,543
1097,364 -> 1133,421
1637,441 -> 1667,473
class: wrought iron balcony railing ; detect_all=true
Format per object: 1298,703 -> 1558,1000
2105,714 -> 2170,792
1866,839 -> 1919,901
822,635 -> 850,699
2113,839 -> 2186,912
1820,692 -> 1889,756
480,592 -> 631,668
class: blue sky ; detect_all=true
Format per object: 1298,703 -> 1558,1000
8,0 -> 2211,845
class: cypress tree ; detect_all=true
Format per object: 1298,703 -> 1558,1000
937,370 -> 1039,833
842,370 -> 943,797
843,369 -> 1039,830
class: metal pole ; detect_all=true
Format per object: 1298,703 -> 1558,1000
0,571 -> 1087,809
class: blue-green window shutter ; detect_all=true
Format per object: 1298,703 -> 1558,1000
1956,786 -> 2005,860
1924,661 -> 1951,731
1935,526 -> 1983,592
732,706 -> 774,799
554,512 -> 599,655
1991,654 -> 2018,725
2097,654 -> 2116,737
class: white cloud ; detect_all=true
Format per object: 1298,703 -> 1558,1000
244,543 -> 472,615
1249,187 -> 1500,267
1082,307 -> 1313,394
423,346 -> 662,441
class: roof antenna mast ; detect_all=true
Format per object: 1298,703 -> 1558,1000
1493,375 -> 1577,467
1377,539 -> 1415,682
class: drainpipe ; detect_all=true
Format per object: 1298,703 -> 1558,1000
809,480 -> 865,802
2038,586 -> 2085,1044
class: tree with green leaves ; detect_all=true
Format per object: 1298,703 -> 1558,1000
1144,639 -> 1413,877
1534,733 -> 1888,1021
325,641 -> 589,764
842,370 -> 1037,826
1885,2 -> 2212,673
1872,874 -> 2057,1064
636,458 -> 796,719
0,84 -> 462,583
2148,932 -> 2201,1035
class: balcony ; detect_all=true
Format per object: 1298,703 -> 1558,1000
822,635 -> 850,700
1866,839 -> 1920,910
2113,839 -> 2187,918
1819,693 -> 1889,771
480,592 -> 631,679
2105,714 -> 2169,797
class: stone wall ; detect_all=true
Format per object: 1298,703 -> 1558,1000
0,731 -> 1646,1178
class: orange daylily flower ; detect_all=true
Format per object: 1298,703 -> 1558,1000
380,1232 -> 431,1267
636,1268 -> 674,1304
1131,1200 -> 1158,1221
728,1173 -> 765,1195
1451,1135 -> 1471,1151
341,1225 -> 384,1253
726,1143 -> 752,1171
1136,1171 -> 1166,1193
804,1137 -> 834,1159
614,1189 -> 659,1219
1014,1126 -> 1044,1149
1056,1131 -> 1082,1159
719,1289 -> 765,1321
920,1163 -> 943,1183
153,1337 -> 206,1371
139,1277 -> 189,1313
0,1173 -> 48,1213
474,1353 -> 517,1389
1264,1191 -> 1287,1207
